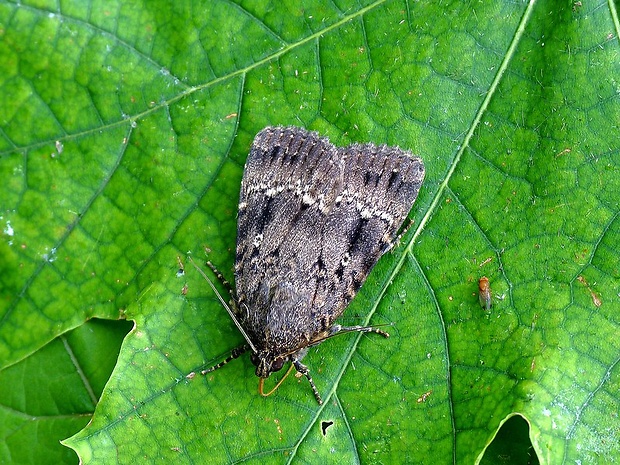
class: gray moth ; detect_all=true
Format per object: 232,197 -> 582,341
201,126 -> 425,404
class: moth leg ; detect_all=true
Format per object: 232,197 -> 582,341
292,359 -> 323,405
328,324 -> 390,338
201,345 -> 250,375
206,260 -> 235,297
382,217 -> 415,253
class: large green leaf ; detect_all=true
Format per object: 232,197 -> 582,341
0,0 -> 618,463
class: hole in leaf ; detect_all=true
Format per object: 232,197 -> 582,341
321,420 -> 334,436
480,415 -> 539,465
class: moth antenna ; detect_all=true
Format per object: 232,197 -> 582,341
188,255 -> 258,353
258,363 -> 295,397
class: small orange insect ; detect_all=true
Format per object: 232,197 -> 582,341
478,276 -> 492,311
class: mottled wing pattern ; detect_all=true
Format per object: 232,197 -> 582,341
235,126 -> 424,354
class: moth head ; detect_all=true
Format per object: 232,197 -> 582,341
251,351 -> 296,398
251,351 -> 287,378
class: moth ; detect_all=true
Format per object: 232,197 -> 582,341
199,126 -> 425,404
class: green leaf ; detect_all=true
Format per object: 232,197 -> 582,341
0,319 -> 132,464
1,0 -> 618,464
